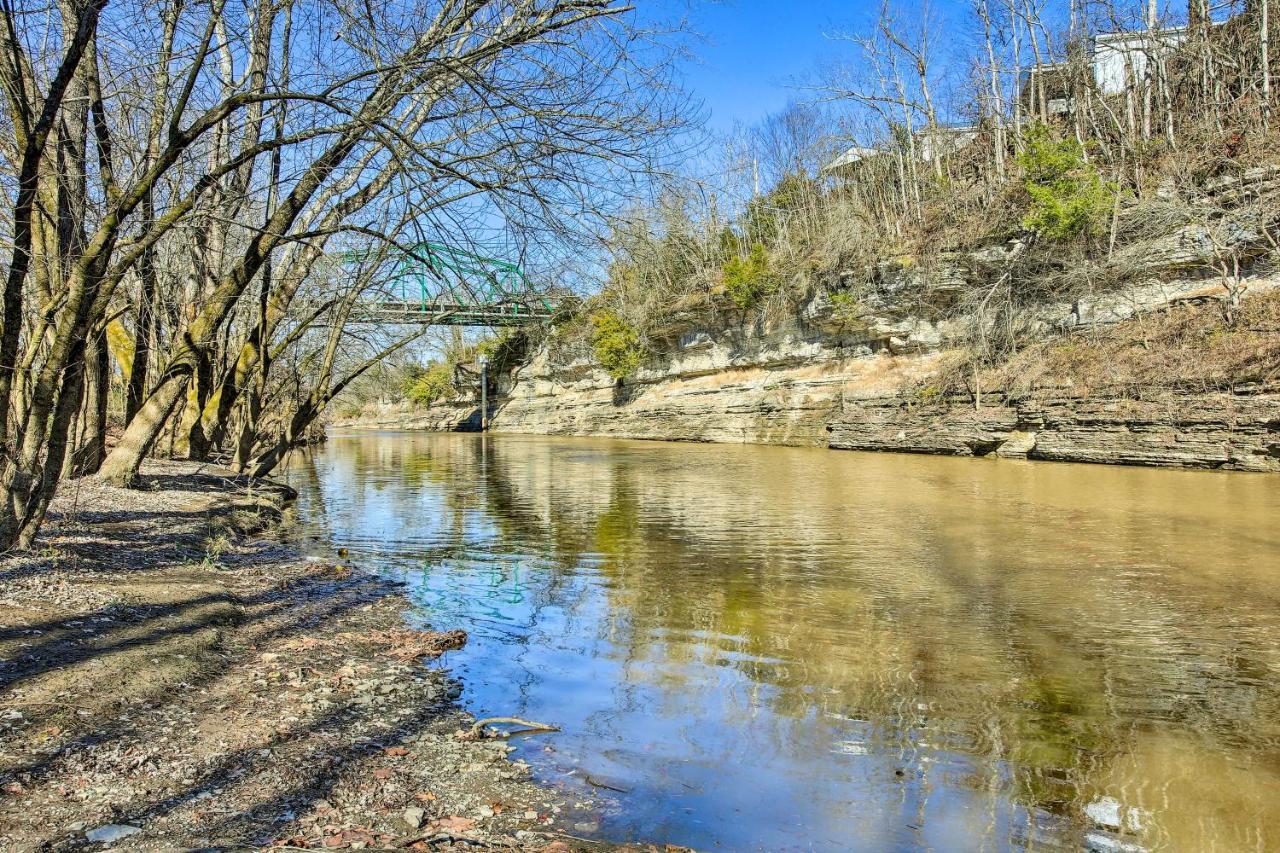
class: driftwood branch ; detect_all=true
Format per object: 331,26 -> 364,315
467,716 -> 560,738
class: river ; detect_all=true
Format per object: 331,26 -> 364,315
284,431 -> 1280,852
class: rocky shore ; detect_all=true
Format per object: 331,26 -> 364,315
0,462 -> 651,851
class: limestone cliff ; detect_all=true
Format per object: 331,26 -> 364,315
488,318 -> 942,446
826,389 -> 1280,472
333,399 -> 480,433
337,272 -> 1280,473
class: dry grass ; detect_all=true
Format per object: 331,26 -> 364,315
985,290 -> 1280,398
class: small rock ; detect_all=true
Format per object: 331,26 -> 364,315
402,806 -> 426,829
85,824 -> 142,843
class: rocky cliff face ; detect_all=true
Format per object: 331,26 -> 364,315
826,388 -> 1280,472
343,271 -> 1280,473
332,400 -> 481,432
488,316 -> 946,446
483,276 -> 1280,470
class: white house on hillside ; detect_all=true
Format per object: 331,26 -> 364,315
823,24 -> 1198,176
1093,27 -> 1189,93
821,124 -> 979,176
1020,25 -> 1192,112
821,145 -> 881,174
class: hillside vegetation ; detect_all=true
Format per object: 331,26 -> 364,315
549,0 -> 1280,380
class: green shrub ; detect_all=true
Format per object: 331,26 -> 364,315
829,290 -> 861,320
742,172 -> 818,242
721,243 -> 777,309
1018,125 -> 1115,242
715,226 -> 743,263
403,362 -> 454,406
589,309 -> 645,379
472,328 -> 526,372
915,383 -> 942,402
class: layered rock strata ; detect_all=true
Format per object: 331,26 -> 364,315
826,388 -> 1280,472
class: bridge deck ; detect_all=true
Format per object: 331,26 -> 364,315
345,300 -> 555,327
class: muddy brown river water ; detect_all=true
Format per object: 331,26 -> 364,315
286,431 -> 1280,852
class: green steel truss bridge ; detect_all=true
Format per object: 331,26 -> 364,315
343,242 -> 560,327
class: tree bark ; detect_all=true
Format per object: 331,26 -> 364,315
125,265 -> 157,425
0,0 -> 103,453
70,327 -> 109,476
17,339 -> 86,549
95,373 -> 189,486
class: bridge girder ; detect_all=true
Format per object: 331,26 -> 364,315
339,242 -> 560,328
344,300 -> 557,327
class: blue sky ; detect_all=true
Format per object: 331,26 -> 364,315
673,0 -> 1190,134
673,1 -> 888,133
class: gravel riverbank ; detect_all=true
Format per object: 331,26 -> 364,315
0,461 -> 658,852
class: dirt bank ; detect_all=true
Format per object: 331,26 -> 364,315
0,462 -> 656,851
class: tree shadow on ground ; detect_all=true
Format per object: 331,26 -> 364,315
0,559 -> 474,850
0,501 -> 285,585
0,466 -> 506,850
0,569 -> 401,776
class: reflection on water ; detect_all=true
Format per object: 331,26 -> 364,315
285,432 -> 1280,852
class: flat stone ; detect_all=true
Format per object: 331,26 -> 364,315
829,390 -> 1280,472
85,824 -> 142,843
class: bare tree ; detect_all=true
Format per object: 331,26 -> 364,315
0,0 -> 691,549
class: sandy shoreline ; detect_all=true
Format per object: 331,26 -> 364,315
0,461 -> 653,852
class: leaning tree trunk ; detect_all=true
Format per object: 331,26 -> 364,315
250,400 -> 317,479
233,385 -> 265,472
1,329 -> 89,549
95,72 -> 406,487
95,371 -> 189,486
